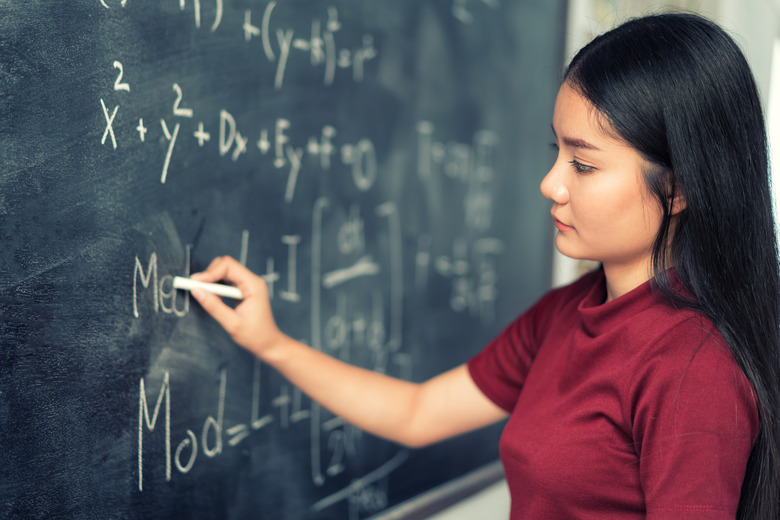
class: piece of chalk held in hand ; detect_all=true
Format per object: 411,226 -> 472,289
173,276 -> 244,300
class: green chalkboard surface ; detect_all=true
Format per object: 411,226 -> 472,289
0,1 -> 564,518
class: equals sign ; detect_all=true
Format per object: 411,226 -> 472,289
227,424 -> 250,447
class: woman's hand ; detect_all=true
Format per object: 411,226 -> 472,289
190,256 -> 283,359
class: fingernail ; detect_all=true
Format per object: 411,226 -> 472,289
191,289 -> 206,301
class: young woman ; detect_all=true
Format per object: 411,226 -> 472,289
190,13 -> 780,519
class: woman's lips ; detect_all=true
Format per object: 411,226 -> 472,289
553,217 -> 574,232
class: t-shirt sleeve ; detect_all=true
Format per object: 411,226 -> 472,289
467,301 -> 544,413
630,323 -> 759,518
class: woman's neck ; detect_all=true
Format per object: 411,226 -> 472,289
602,258 -> 655,303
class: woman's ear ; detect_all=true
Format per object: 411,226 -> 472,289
664,170 -> 686,215
645,162 -> 685,215
670,187 -> 686,215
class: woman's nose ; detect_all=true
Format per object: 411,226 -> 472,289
540,165 -> 569,204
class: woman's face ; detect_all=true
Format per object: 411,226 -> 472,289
541,82 -> 663,280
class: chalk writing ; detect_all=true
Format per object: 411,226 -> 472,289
131,209 -> 414,508
100,98 -> 119,149
171,83 -> 194,118
100,0 -> 127,9
138,364 -> 405,520
417,123 -> 499,232
452,0 -> 501,24
132,246 -> 191,318
138,372 -> 170,491
138,369 -> 226,491
435,237 -> 503,323
110,4 -> 511,517
159,120 -> 181,184
132,231 -> 312,318
112,61 -> 130,92
99,3 -> 379,186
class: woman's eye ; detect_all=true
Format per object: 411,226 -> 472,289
569,159 -> 595,174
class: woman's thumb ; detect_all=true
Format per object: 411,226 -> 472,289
192,289 -> 239,334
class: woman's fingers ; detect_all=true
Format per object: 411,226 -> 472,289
191,256 -> 252,294
192,256 -> 240,282
191,287 -> 240,334
189,256 -> 276,354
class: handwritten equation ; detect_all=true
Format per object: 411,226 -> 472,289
134,209 -> 412,517
99,3 -> 377,190
110,2 -> 508,518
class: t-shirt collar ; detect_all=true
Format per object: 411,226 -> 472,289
578,268 -> 665,336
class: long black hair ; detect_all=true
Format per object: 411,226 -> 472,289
565,12 -> 780,519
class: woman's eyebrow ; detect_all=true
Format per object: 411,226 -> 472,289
551,125 -> 601,151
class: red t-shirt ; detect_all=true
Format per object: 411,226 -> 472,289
468,269 -> 758,519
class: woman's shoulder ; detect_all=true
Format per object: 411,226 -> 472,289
626,302 -> 753,414
628,312 -> 757,439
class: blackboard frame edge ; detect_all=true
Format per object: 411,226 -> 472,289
365,460 -> 505,520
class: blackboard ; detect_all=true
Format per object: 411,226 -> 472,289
0,1 -> 565,519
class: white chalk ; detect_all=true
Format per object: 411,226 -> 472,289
173,276 -> 244,300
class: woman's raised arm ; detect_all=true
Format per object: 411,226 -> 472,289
190,256 -> 508,447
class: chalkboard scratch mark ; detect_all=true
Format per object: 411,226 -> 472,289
310,450 -> 410,512
190,217 -> 205,252
1,233 -> 124,291
321,256 -> 380,288
0,252 -> 77,292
